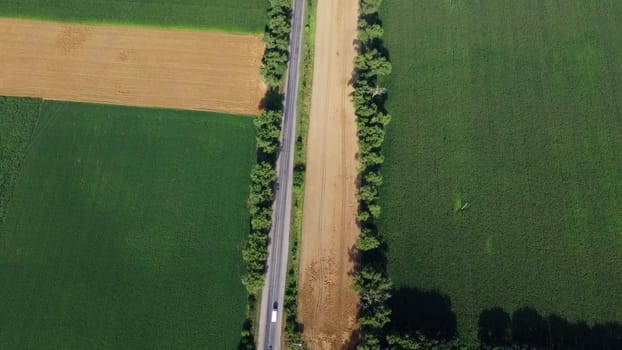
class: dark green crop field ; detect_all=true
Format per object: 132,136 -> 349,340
0,100 -> 255,348
0,97 -> 40,225
0,0 -> 269,33
379,0 -> 622,344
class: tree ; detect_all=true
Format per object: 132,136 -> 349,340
356,228 -> 380,251
251,162 -> 276,187
261,49 -> 289,87
242,271 -> 265,292
354,100 -> 378,118
260,0 -> 292,88
251,207 -> 273,232
264,29 -> 289,51
359,304 -> 391,328
355,49 -> 392,78
357,334 -> 382,350
358,184 -> 379,203
368,203 -> 382,219
359,19 -> 384,43
238,319 -> 256,350
364,171 -> 383,187
359,124 -> 385,149
352,266 -> 393,309
357,210 -> 371,224
360,0 -> 382,16
254,110 -> 283,154
269,0 -> 292,11
371,112 -> 391,127
360,151 -> 384,169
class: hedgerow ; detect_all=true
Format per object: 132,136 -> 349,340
241,0 -> 292,295
352,1 -> 454,349
260,0 -> 293,88
238,0 -> 293,347
350,0 -> 394,348
236,2 -> 293,348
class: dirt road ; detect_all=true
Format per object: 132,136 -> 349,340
297,0 -> 360,348
0,18 -> 265,115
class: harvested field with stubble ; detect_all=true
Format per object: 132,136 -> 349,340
0,18 -> 266,115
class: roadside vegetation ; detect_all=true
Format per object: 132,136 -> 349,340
283,0 -> 318,348
377,0 -> 622,348
260,0 -> 294,87
0,97 -> 40,226
238,0 -> 293,347
241,0 -> 291,295
0,101 -> 255,349
0,0 -> 269,33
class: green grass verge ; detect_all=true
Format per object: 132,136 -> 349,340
0,0 -> 269,33
284,0 -> 318,347
0,100 -> 256,349
379,0 -> 622,344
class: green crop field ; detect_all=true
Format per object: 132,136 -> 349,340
379,0 -> 622,345
0,0 -> 269,33
0,97 -> 40,225
0,99 -> 256,348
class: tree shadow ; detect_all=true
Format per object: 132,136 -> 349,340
347,243 -> 361,277
388,287 -> 457,341
511,307 -> 550,348
342,327 -> 361,350
236,318 -> 255,350
478,307 -> 512,347
348,39 -> 361,87
478,306 -> 622,350
258,87 -> 284,111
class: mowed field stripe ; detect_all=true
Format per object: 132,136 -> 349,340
0,18 -> 266,115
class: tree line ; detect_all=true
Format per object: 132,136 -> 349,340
351,1 -> 450,349
261,0 -> 293,88
242,0 -> 291,294
238,1 -> 292,348
350,0 -> 394,348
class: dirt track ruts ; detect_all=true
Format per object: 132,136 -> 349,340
0,18 -> 265,115
297,0 -> 360,348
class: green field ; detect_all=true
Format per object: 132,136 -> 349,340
379,0 -> 622,344
0,0 -> 269,33
0,99 -> 256,348
0,97 -> 40,224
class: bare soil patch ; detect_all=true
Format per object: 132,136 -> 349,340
0,18 -> 265,115
297,0 -> 360,348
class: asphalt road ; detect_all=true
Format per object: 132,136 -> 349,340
257,0 -> 306,349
